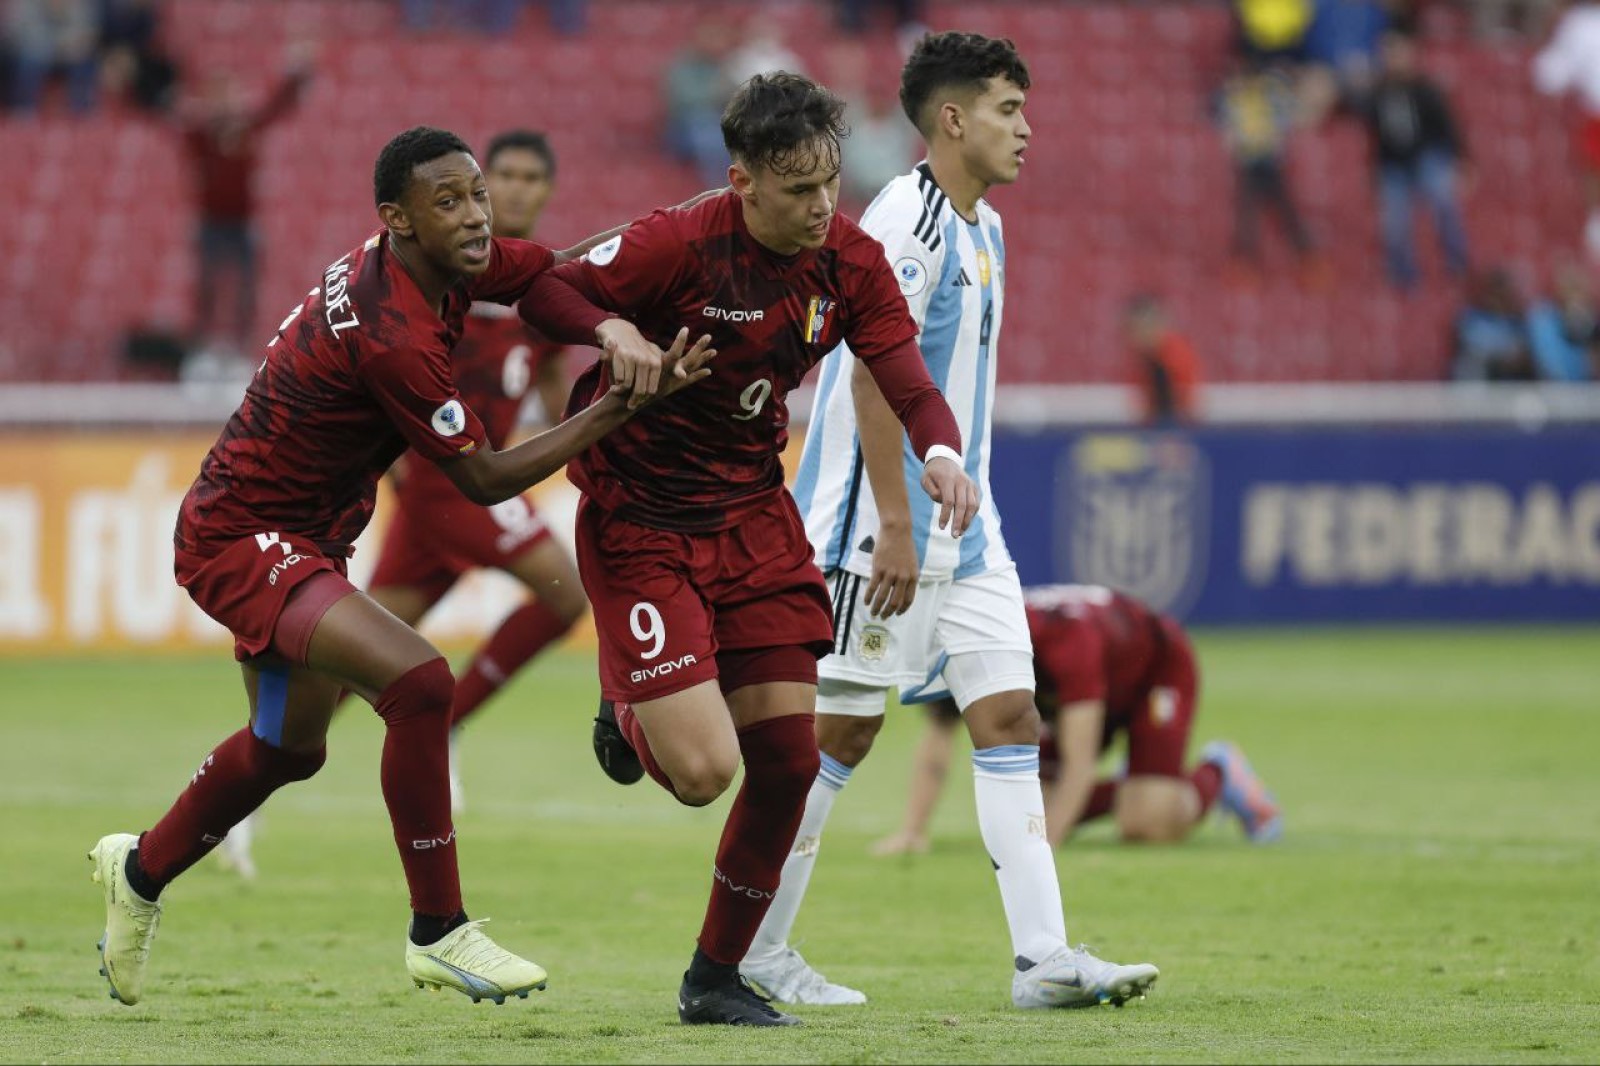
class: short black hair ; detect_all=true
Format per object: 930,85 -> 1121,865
484,129 -> 557,179
373,126 -> 473,207
900,32 -> 1031,136
721,72 -> 847,177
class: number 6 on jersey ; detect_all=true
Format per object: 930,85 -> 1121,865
630,602 -> 666,660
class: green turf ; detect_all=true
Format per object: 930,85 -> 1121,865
2,629 -> 1597,1064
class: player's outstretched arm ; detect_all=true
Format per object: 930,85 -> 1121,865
441,328 -> 714,505
1045,700 -> 1108,847
851,358 -> 920,617
855,337 -> 979,536
549,188 -> 727,265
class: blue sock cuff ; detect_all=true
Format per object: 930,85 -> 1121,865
972,744 -> 1040,776
817,753 -> 853,791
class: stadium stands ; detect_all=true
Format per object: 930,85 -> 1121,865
0,0 -> 1585,383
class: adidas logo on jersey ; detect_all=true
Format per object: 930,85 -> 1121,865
954,269 -> 973,287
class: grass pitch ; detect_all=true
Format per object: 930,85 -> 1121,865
1,628 -> 1597,1064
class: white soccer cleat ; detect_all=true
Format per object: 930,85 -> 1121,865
448,728 -> 465,815
215,814 -> 258,881
741,947 -> 867,1006
88,833 -> 162,1006
405,919 -> 547,1004
1012,945 -> 1159,1009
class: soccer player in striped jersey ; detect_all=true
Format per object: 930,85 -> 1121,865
745,32 -> 1160,1010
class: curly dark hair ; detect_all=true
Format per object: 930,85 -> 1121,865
373,126 -> 473,207
484,129 -> 557,178
721,72 -> 847,177
900,32 -> 1031,136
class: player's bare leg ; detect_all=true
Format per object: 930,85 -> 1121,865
963,687 -> 1159,1009
742,695 -> 882,1006
872,706 -> 961,856
1114,776 -> 1204,843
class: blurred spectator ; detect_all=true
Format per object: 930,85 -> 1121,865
1450,267 -> 1536,380
836,0 -> 928,51
97,0 -> 175,113
828,39 -> 916,212
1304,0 -> 1389,94
7,0 -> 100,113
1234,0 -> 1317,63
1352,31 -> 1470,288
1124,295 -> 1203,425
180,45 -> 314,359
1533,1 -> 1600,259
400,0 -> 584,36
1526,261 -> 1600,379
1214,57 -> 1322,282
723,19 -> 805,86
662,19 -> 735,188
841,82 -> 916,211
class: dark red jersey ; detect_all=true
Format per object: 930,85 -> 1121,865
1026,585 -> 1172,720
545,189 -> 941,533
176,231 -> 555,557
399,302 -> 564,500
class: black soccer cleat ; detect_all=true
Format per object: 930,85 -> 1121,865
592,699 -> 645,785
678,972 -> 801,1027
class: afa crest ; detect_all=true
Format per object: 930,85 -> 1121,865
858,624 -> 890,662
1057,434 -> 1208,615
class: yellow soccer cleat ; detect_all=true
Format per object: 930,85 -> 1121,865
88,833 -> 162,1006
405,919 -> 548,1005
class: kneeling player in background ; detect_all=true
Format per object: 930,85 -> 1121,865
874,584 -> 1283,856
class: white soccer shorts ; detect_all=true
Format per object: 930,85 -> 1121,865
817,563 -> 1034,717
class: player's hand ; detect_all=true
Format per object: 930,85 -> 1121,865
595,318 -> 665,409
864,525 -> 919,617
607,328 -> 716,407
920,456 -> 980,537
656,328 -> 716,400
870,830 -> 930,857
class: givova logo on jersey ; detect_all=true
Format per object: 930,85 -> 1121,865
1057,434 -> 1208,615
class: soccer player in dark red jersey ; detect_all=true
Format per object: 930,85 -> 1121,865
879,585 -> 1283,855
87,126 -> 713,1008
520,73 -> 979,1027
365,130 -> 586,810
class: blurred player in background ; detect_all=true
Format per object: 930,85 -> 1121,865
216,130 -> 584,876
522,72 -> 978,1027
874,585 -> 1284,856
746,32 -> 1159,1011
88,126 -> 713,1009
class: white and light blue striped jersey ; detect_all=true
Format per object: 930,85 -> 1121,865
793,162 -> 1011,581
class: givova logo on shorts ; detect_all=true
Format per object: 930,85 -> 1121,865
1058,434 -> 1209,615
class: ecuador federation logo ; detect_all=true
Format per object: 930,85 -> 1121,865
804,296 -> 835,344
1057,434 -> 1209,615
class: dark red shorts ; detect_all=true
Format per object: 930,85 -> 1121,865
368,486 -> 553,602
1121,620 -> 1199,778
176,532 -> 354,663
575,493 -> 835,703
1040,619 -> 1198,781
